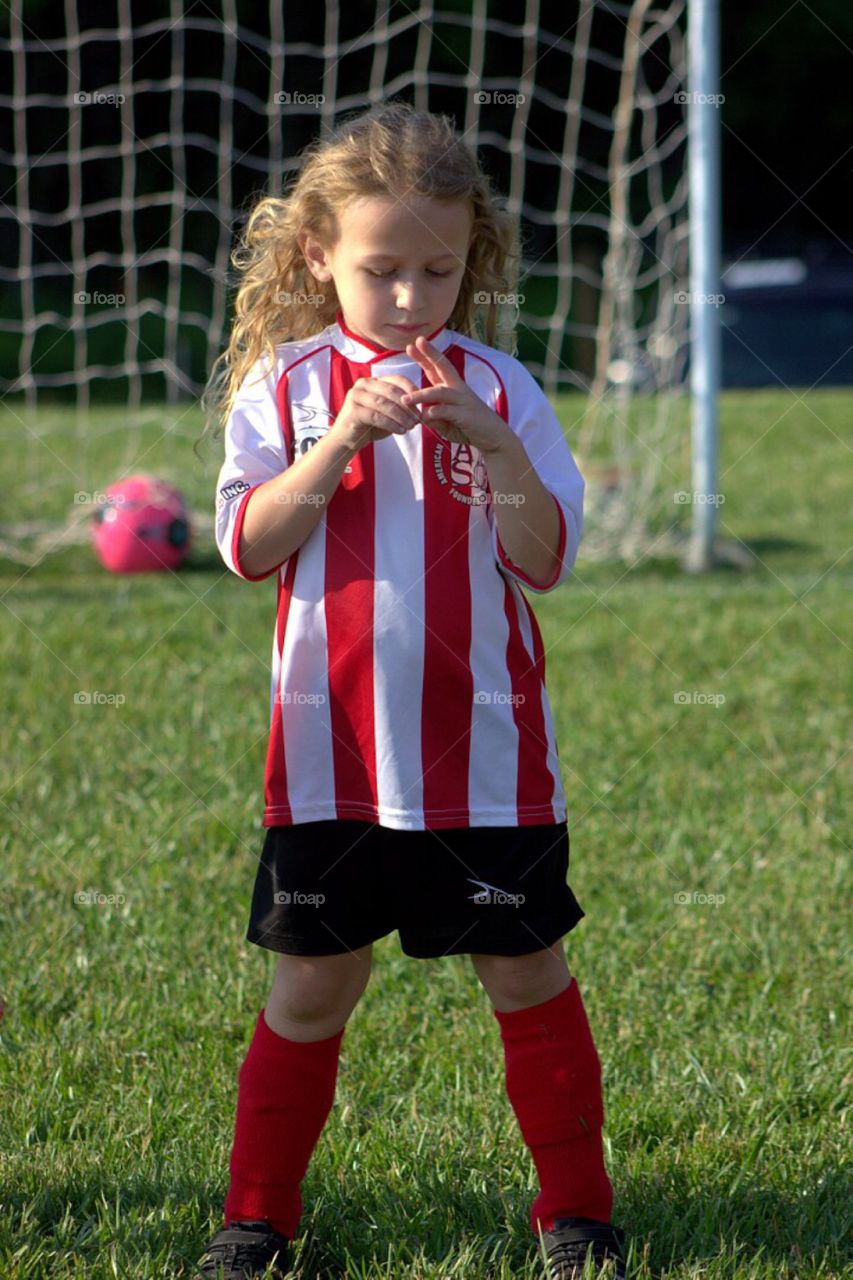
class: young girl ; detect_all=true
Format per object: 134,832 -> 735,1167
197,101 -> 627,1280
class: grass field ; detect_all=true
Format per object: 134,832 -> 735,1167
0,390 -> 849,1279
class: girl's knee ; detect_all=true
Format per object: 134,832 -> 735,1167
267,944 -> 372,1031
470,942 -> 571,1010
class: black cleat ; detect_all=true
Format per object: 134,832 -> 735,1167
539,1216 -> 627,1279
196,1219 -> 293,1279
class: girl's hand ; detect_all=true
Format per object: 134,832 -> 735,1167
400,336 -> 513,454
330,374 -> 423,453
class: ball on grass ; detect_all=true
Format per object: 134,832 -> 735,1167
91,474 -> 191,573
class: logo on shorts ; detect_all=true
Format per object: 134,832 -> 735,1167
467,877 -> 525,906
433,440 -> 489,506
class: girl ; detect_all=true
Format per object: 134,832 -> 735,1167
197,101 -> 627,1280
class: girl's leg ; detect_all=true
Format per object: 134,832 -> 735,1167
471,943 -> 614,1234
472,941 -> 571,1012
223,945 -> 372,1238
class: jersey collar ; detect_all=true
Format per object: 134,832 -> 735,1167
333,309 -> 453,362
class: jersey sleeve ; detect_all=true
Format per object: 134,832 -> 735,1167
214,360 -> 288,581
486,363 -> 585,594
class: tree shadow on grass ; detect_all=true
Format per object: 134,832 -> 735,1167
589,1164 -> 846,1279
3,1162 -> 847,1278
576,534 -> 815,586
648,1164 -> 846,1274
302,1162 -> 850,1279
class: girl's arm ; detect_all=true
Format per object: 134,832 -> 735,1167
401,337 -> 584,594
482,432 -> 564,588
237,373 -> 420,579
237,430 -> 358,578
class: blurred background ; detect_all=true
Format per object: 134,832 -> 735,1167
2,0 -> 850,569
0,0 -> 850,407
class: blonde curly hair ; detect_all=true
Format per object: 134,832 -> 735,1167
198,99 -> 521,446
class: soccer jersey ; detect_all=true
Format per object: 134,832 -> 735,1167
214,312 -> 585,831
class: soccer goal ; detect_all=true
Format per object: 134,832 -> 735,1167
1,0 -> 700,566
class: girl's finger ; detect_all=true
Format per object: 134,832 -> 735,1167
404,345 -> 433,372
380,373 -> 420,396
423,404 -> 462,425
401,387 -> 459,405
403,339 -> 446,386
357,391 -> 420,432
363,380 -> 421,414
410,336 -> 464,386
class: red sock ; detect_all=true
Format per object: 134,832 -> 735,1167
223,1008 -> 345,1239
494,978 -> 613,1234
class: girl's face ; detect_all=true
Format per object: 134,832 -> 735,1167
300,194 -> 472,349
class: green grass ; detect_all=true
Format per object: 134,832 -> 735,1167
0,390 -> 850,1279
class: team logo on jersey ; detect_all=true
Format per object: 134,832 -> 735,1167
291,403 -> 334,458
290,402 -> 352,474
432,439 -> 489,506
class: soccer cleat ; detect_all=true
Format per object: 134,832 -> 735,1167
539,1216 -> 627,1279
196,1219 -> 293,1279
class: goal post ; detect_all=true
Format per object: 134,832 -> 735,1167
685,0 -> 722,572
0,0 -> 714,567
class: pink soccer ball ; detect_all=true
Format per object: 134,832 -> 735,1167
91,474 -> 191,573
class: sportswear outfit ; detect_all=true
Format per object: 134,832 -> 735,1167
209,313 -> 617,1254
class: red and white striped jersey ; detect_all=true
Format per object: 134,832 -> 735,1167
214,313 -> 585,831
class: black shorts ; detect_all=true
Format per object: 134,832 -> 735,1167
245,819 -> 585,959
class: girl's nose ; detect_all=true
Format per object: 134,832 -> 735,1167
394,282 -> 421,310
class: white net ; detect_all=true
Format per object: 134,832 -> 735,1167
0,0 -> 690,563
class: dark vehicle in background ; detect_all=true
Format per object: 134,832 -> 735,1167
720,245 -> 853,388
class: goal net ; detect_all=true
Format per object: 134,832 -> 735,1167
0,0 -> 689,564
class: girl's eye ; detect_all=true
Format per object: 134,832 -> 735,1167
365,268 -> 453,279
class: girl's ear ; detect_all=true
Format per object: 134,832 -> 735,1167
298,230 -> 332,283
